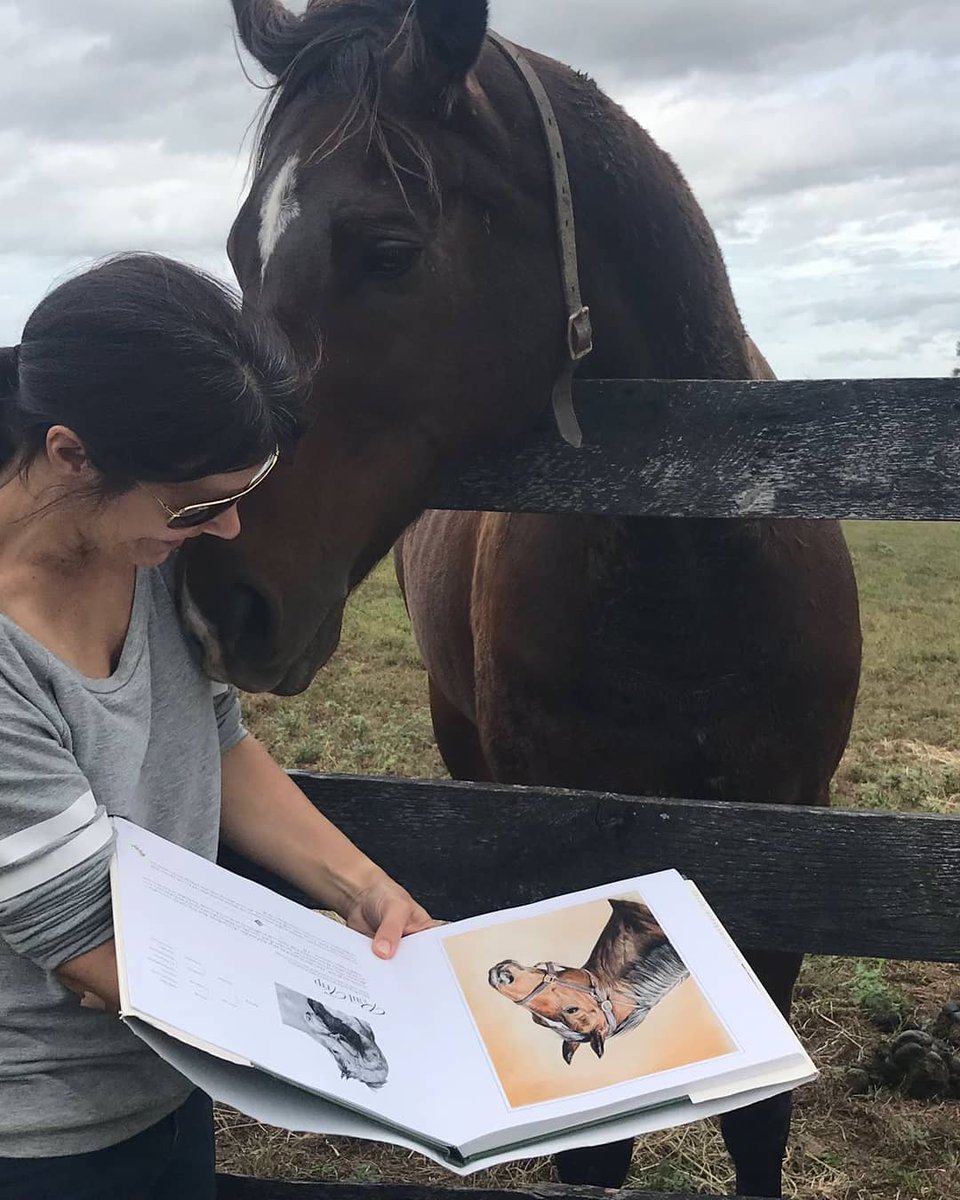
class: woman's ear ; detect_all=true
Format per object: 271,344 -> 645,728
45,426 -> 93,479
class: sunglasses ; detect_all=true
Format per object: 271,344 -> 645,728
148,445 -> 280,531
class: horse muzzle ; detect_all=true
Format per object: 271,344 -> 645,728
178,572 -> 346,695
488,961 -> 522,990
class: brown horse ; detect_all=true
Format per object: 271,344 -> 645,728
489,900 -> 689,1064
182,1 -> 862,1193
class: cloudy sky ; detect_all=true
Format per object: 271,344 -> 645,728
1,0 -> 957,378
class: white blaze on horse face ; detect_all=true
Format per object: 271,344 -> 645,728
258,153 -> 301,281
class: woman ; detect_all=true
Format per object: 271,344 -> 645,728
0,254 -> 433,1199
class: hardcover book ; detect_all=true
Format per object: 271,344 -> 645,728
110,817 -> 814,1175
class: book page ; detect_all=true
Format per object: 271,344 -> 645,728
428,869 -> 808,1142
111,819 -> 488,1144
442,890 -> 735,1109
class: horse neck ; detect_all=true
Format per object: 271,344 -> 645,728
532,57 -> 753,383
608,986 -> 642,1029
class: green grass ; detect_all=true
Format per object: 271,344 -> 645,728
221,520 -> 960,1199
241,566 -> 443,779
848,960 -> 909,1023
835,522 -> 960,815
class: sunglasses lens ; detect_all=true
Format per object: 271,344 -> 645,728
160,446 -> 278,531
167,501 -> 235,531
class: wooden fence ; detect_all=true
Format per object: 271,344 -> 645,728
216,378 -> 960,1200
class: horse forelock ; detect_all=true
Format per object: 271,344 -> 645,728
248,0 -> 440,206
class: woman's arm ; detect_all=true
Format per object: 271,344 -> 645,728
55,940 -> 120,1011
219,734 -> 433,957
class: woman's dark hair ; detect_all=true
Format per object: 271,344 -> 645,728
0,254 -> 306,491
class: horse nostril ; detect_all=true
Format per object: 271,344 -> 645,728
222,581 -> 279,654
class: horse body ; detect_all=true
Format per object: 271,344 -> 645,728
399,510 -> 859,804
183,2 -> 863,1191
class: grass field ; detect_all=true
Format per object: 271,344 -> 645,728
219,521 -> 960,1199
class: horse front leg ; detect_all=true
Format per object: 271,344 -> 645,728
719,949 -> 803,1198
555,1138 -> 635,1188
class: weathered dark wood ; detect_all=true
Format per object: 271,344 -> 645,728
426,377 -> 960,519
217,772 -> 960,964
215,1176 -> 748,1200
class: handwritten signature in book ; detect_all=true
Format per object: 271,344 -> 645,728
313,978 -> 387,1018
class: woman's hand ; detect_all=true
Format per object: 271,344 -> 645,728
220,738 -> 441,958
56,940 -> 121,1013
344,878 -> 436,959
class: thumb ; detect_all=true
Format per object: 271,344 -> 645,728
372,907 -> 407,960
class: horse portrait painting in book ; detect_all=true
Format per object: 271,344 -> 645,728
488,899 -> 689,1065
181,1 -> 862,1193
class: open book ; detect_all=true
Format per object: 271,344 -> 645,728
110,818 -> 814,1175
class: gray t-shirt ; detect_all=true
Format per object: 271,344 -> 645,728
0,560 -> 246,1157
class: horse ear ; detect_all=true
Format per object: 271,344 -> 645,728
232,0 -> 303,78
411,0 -> 489,96
590,1030 -> 606,1059
562,1040 -> 579,1065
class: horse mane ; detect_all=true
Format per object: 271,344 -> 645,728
585,899 -> 672,984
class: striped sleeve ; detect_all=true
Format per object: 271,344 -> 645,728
0,686 -> 115,970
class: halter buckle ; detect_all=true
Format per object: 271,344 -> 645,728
567,306 -> 594,361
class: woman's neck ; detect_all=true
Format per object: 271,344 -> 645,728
0,463 -> 141,678
0,461 -> 111,580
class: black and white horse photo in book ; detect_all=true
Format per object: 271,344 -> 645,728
276,984 -> 389,1090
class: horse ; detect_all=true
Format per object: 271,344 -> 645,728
276,984 -> 389,1088
489,899 -> 689,1064
181,1 -> 863,1192
303,998 -> 389,1089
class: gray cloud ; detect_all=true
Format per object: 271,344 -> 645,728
494,0 -> 960,85
1,0 -> 958,379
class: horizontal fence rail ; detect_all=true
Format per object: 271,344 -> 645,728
427,378 -> 960,519
215,1179 -> 747,1200
217,772 -> 960,964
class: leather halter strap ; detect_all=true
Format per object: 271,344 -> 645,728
486,31 -> 592,449
514,963 -> 618,1035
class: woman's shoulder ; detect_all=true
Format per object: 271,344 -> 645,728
0,615 -> 67,735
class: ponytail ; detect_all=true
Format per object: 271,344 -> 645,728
0,345 -> 18,399
0,345 -> 20,468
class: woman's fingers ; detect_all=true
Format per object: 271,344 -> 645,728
372,906 -> 408,959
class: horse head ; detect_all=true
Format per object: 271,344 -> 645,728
487,902 -> 690,1065
181,0 -> 578,692
488,959 -> 611,1062
304,998 -> 389,1088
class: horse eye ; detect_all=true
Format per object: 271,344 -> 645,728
362,240 -> 421,279
563,1006 -> 580,1015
